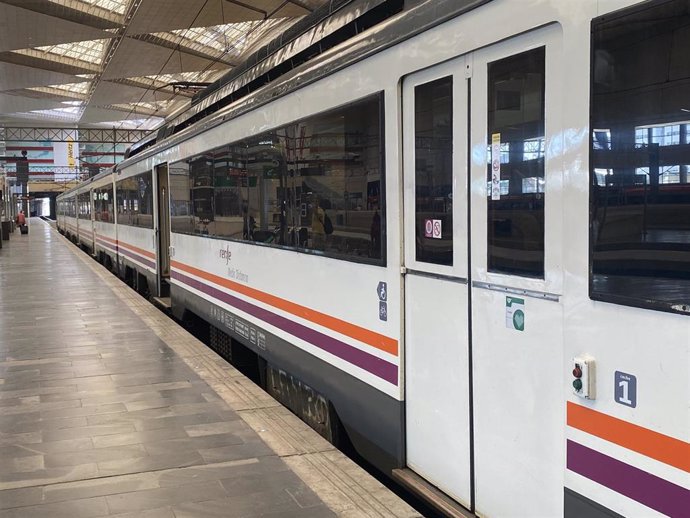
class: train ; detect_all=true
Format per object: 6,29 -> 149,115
57,0 -> 690,516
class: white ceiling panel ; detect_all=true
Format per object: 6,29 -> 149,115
0,3 -> 113,52
79,105 -> 166,124
102,38 -> 224,80
0,92 -> 66,113
89,80 -> 177,106
0,61 -> 81,91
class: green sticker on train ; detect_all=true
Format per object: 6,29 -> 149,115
506,296 -> 525,331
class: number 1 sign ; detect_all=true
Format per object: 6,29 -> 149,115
614,371 -> 637,408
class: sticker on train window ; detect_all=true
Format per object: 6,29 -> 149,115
424,219 -> 442,239
506,296 -> 525,331
491,133 -> 502,201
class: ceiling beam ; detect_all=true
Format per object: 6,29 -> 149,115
6,86 -> 86,101
0,126 -> 149,143
0,51 -> 98,75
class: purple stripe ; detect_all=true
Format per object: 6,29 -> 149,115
172,270 -> 398,385
96,239 -> 118,254
567,440 -> 690,517
119,247 -> 156,270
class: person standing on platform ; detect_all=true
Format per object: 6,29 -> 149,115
311,198 -> 325,250
16,210 -> 27,235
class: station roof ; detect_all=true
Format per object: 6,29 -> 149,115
0,0 -> 325,130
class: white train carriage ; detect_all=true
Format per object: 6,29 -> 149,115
57,0 -> 690,516
112,166 -> 159,294
90,170 -> 118,271
56,192 -> 78,241
75,183 -> 95,251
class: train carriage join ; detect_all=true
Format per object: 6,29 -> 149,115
57,0 -> 690,516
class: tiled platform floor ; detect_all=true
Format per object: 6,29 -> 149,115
0,220 -> 421,518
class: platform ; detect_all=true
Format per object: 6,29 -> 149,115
0,219 -> 421,518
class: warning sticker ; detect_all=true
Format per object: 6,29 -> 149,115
491,133 -> 502,201
505,296 -> 525,331
424,219 -> 442,239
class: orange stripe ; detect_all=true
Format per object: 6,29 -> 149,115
119,239 -> 155,259
171,260 -> 398,357
567,402 -> 690,472
97,234 -> 118,245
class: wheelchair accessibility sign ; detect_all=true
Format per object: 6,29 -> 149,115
377,281 -> 387,321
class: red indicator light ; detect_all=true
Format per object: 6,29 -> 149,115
572,366 -> 582,378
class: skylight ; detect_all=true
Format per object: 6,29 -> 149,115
29,82 -> 92,97
27,106 -> 82,121
93,118 -> 162,130
2,0 -> 323,128
32,39 -> 109,65
153,18 -> 292,60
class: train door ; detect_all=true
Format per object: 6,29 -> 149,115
156,164 -> 171,297
402,58 -> 472,508
468,28 -> 564,517
403,27 -> 564,516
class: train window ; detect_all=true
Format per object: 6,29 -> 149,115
93,186 -> 113,223
414,76 -> 453,265
169,93 -> 385,265
298,96 -> 384,260
190,154 -> 215,234
92,191 -> 99,220
591,0 -> 690,314
77,192 -> 91,220
169,162 -> 194,234
213,144 -> 248,240
116,171 -> 154,228
243,132 -> 290,245
487,47 -> 546,277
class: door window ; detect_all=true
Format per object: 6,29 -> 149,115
414,76 -> 454,265
487,48 -> 546,277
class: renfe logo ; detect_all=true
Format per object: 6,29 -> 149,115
219,245 -> 232,264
